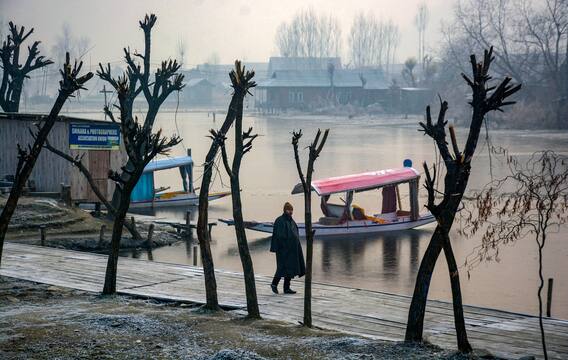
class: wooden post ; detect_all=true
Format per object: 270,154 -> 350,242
98,224 -> 106,248
547,278 -> 554,317
409,179 -> 420,221
185,211 -> 191,239
187,148 -> 194,193
60,183 -> 72,207
131,216 -> 136,232
146,224 -> 155,249
94,202 -> 102,217
193,244 -> 198,266
39,225 -> 46,246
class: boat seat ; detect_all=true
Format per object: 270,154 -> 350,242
318,216 -> 343,225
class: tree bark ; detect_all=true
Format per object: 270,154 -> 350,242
303,189 -> 314,327
230,172 -> 260,318
442,232 -> 472,352
227,94 -> 261,319
102,191 -> 130,294
196,96 -> 238,311
537,232 -> 548,360
405,226 -> 444,342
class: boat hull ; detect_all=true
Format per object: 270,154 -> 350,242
130,191 -> 230,208
220,213 -> 436,237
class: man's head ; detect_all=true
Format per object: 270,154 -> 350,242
283,202 -> 293,216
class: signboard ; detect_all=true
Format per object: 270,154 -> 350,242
69,123 -> 121,150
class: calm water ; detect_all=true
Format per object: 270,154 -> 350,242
84,110 -> 568,319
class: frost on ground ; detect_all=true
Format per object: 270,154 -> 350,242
0,276 -> 498,359
0,195 -> 180,250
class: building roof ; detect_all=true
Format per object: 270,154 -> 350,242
0,112 -> 113,125
185,78 -> 215,88
267,57 -> 342,74
257,69 -> 389,89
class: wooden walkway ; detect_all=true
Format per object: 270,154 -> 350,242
1,242 -> 567,359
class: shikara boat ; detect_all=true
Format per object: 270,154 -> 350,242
130,155 -> 230,208
220,167 -> 435,237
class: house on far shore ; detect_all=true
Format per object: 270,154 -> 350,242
183,78 -> 215,106
255,68 -> 391,112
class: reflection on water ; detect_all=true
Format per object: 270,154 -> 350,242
95,111 -> 567,319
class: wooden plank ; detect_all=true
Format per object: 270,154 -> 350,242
1,242 -> 567,360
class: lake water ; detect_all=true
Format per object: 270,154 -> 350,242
83,110 -> 568,319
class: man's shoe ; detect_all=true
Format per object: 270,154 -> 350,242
284,288 -> 297,294
271,284 -> 279,294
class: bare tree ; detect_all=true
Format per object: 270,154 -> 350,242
461,149 -> 568,360
414,2 -> 430,68
275,8 -> 342,58
96,14 -> 185,294
384,20 -> 401,73
0,53 -> 92,265
291,128 -> 329,328
100,14 -> 184,212
197,61 -> 256,311
402,57 -> 418,87
219,65 -> 260,319
0,21 -> 54,112
437,0 -> 568,128
405,47 -> 521,352
177,38 -> 186,67
349,13 -> 388,68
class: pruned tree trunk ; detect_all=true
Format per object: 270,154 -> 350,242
0,21 -> 54,112
98,14 -> 183,294
292,128 -> 329,328
196,62 -> 251,310
219,62 -> 259,319
0,53 -> 92,266
405,47 -> 521,352
102,182 -> 136,294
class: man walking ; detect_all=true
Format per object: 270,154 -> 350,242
270,202 -> 305,294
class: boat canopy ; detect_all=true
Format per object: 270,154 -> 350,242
292,167 -> 420,196
143,156 -> 193,174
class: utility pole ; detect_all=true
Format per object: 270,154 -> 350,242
99,85 -> 113,120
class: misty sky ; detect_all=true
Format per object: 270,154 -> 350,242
2,0 -> 454,67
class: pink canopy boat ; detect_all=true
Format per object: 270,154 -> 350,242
220,166 -> 436,237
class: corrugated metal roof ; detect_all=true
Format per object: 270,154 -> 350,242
257,69 -> 389,89
267,57 -> 342,74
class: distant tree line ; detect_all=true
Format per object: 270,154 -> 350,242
439,0 -> 568,127
274,8 -> 402,72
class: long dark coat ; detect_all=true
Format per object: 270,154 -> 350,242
270,213 -> 306,278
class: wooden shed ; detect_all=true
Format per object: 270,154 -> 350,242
0,113 -> 127,202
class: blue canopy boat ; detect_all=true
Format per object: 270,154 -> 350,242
130,155 -> 230,208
